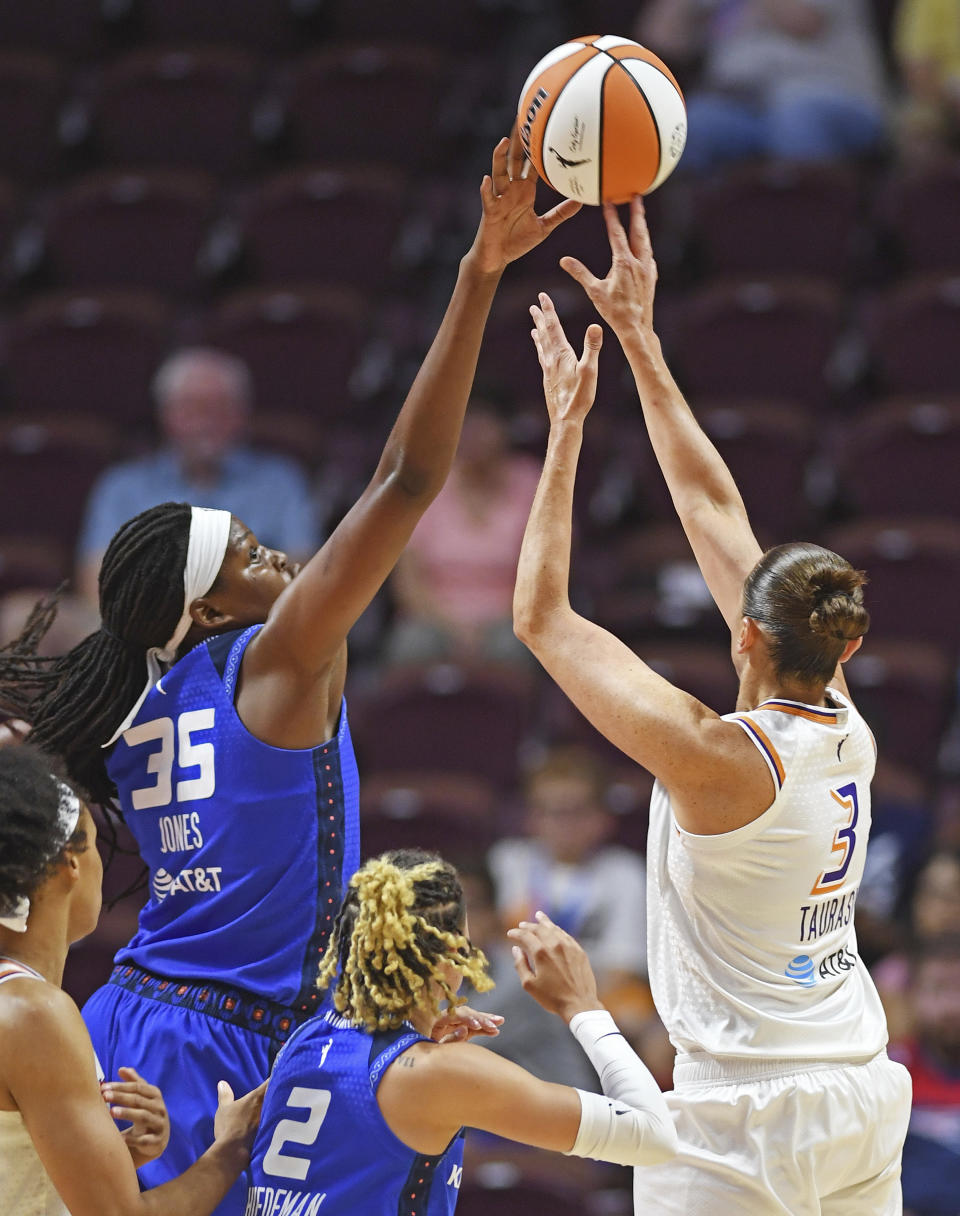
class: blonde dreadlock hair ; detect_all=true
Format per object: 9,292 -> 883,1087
317,849 -> 493,1032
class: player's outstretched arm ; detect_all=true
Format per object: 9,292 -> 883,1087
254,132 -> 581,680
513,294 -> 771,827
561,198 -> 762,632
378,913 -> 677,1167
2,983 -> 264,1216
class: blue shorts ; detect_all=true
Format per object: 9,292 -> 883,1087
83,965 -> 302,1216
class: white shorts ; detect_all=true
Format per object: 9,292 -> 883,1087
632,1051 -> 912,1215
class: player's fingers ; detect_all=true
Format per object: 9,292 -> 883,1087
559,255 -> 599,293
479,175 -> 495,209
217,1079 -> 235,1107
629,195 -> 655,264
603,202 -> 632,258
511,943 -> 536,985
539,198 -> 582,232
506,122 -> 525,180
109,1104 -> 155,1124
491,137 -> 510,192
581,323 -> 604,360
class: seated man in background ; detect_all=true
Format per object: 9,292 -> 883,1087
480,746 -> 667,1091
75,347 -> 320,604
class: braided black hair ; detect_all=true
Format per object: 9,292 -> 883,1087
0,503 -> 193,805
0,745 -> 88,921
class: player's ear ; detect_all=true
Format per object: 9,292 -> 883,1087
838,636 -> 862,664
189,596 -> 234,630
735,617 -> 759,654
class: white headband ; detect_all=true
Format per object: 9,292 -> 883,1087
104,506 -> 232,747
0,778 -> 82,934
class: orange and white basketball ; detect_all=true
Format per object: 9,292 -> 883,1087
517,34 -> 686,205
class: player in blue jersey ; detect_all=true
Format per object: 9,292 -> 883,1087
247,849 -> 678,1216
0,133 -> 580,1214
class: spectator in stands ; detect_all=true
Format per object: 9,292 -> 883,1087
475,747 -> 662,1090
889,935 -> 960,1216
638,0 -> 889,173
75,348 -> 319,604
893,0 -> 960,159
384,401 -> 539,668
872,848 -> 960,1041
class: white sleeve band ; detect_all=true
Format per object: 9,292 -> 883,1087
565,1009 -> 678,1167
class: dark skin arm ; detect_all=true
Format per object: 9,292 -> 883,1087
218,135 -> 580,748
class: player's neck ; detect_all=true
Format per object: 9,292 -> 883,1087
0,906 -> 70,986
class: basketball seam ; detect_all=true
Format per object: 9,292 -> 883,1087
611,59 -> 661,190
536,64 -> 587,194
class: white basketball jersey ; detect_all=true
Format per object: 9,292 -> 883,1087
646,688 -> 889,1064
0,959 -> 99,1216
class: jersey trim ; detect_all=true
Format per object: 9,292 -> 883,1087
0,959 -> 43,985
733,715 -> 785,789
758,700 -> 840,723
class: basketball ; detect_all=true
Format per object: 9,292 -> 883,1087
517,34 -> 686,205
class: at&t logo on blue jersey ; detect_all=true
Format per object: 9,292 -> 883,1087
153,866 -> 224,902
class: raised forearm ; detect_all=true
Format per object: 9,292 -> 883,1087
378,251 -> 502,500
513,419 -> 583,642
620,326 -> 749,525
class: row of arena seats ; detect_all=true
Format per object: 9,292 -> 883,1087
0,272 -> 957,424
0,158 -> 957,292
0,0 -> 516,60
6,394 -> 960,563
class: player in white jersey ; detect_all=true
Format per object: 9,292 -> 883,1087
0,744 -> 264,1216
513,199 -> 912,1214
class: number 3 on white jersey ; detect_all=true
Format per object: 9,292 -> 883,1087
126,709 -> 216,810
811,781 -> 859,895
263,1088 -> 332,1181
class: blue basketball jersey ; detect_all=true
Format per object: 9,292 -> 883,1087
106,625 -> 361,1010
247,1013 -> 465,1216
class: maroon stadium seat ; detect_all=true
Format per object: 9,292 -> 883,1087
93,47 -> 261,177
690,162 -> 862,280
877,157 -> 960,275
824,516 -> 960,656
863,275 -> 960,396
674,277 -> 842,410
5,290 -> 170,424
198,285 -> 368,418
43,169 -> 217,295
836,397 -> 960,517
239,166 -> 411,292
0,53 -> 64,182
281,45 -> 458,170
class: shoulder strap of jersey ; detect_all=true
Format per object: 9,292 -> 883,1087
727,713 -> 786,792
368,1028 -> 426,1093
0,958 -> 43,986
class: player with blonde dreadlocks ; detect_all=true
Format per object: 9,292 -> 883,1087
247,849 -> 679,1216
317,852 -> 493,1032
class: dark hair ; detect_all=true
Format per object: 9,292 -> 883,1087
0,745 -> 88,920
742,543 -> 869,686
317,848 -> 492,1031
0,503 -> 193,804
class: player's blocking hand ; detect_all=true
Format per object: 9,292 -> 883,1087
508,910 -> 604,1023
102,1066 -> 170,1166
431,1005 -> 505,1044
472,127 -> 582,275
